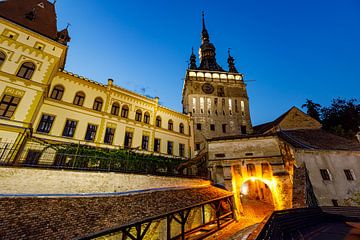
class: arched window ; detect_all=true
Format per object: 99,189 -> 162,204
17,62 -> 35,79
143,112 -> 150,124
121,105 -> 129,118
179,123 -> 184,134
93,97 -> 103,111
135,109 -> 142,122
0,52 -> 6,67
168,120 -> 173,131
111,102 -> 120,116
50,85 -> 64,100
156,116 -> 162,128
73,91 -> 85,106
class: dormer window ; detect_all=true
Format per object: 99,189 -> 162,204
25,9 -> 36,21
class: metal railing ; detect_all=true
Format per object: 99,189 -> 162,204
0,141 -> 199,178
79,195 -> 235,240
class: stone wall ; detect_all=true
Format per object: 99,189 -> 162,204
0,167 -> 210,194
295,150 -> 360,206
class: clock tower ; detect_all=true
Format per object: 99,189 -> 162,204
182,13 -> 253,152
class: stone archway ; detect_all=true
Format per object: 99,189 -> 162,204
240,178 -> 275,222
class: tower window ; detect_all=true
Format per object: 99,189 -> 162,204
207,98 -> 211,115
50,85 -> 64,100
222,124 -> 227,133
93,97 -> 103,111
210,124 -> 215,131
121,105 -> 129,118
17,62 -> 35,80
200,97 -> 204,114
241,101 -> 245,117
196,123 -> 202,130
192,97 -> 196,113
111,102 -> 120,116
0,94 -> 21,118
73,92 -> 85,106
241,125 -> 247,134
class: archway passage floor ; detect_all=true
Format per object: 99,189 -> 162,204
241,198 -> 274,223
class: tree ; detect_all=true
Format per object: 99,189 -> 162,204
301,99 -> 321,122
321,98 -> 360,139
302,98 -> 360,139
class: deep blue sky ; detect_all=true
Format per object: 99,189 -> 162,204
55,0 -> 360,125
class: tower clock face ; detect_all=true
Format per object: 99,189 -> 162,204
202,83 -> 214,94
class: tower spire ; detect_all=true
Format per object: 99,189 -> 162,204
198,12 -> 223,71
227,48 -> 238,73
189,47 -> 197,69
201,11 -> 209,43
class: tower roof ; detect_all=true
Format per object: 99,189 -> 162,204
198,12 -> 224,72
0,0 -> 58,40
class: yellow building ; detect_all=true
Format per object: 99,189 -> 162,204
0,0 -> 193,164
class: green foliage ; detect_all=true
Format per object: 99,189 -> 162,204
52,144 -> 183,175
302,98 -> 360,139
301,99 -> 321,121
353,192 -> 360,206
321,98 -> 360,139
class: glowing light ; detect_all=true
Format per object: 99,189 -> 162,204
241,183 -> 249,195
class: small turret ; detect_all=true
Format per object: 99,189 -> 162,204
227,49 -> 238,73
189,47 -> 197,69
57,24 -> 71,45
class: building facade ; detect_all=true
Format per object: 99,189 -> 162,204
182,14 -> 252,153
0,0 -> 193,165
208,107 -> 360,214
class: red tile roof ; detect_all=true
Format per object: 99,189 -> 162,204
0,0 -> 58,40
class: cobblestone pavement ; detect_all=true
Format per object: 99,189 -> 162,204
204,198 -> 274,240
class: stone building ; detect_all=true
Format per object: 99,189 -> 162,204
0,0 -> 193,165
208,106 -> 360,216
182,13 -> 252,153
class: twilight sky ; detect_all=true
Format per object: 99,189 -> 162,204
55,0 -> 360,125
